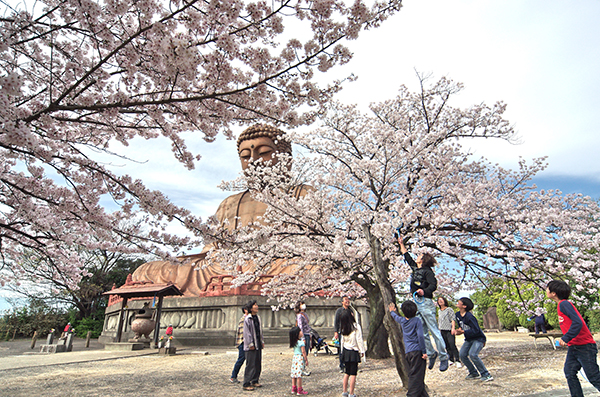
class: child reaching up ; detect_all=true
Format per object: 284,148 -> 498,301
453,297 -> 493,382
389,300 -> 430,397
290,326 -> 309,395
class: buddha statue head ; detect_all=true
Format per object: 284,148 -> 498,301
237,124 -> 292,172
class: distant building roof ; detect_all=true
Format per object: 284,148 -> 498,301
103,282 -> 182,299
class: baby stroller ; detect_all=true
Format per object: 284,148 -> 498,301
310,329 -> 334,356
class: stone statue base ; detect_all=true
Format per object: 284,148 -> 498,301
99,295 -> 368,347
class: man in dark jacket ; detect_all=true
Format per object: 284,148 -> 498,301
398,235 -> 449,372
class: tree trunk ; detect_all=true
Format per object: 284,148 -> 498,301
362,224 -> 409,388
354,275 -> 391,359
367,291 -> 392,359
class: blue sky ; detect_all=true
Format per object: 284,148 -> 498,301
2,0 -> 599,312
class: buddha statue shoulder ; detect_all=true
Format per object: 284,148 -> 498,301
131,124 -> 310,296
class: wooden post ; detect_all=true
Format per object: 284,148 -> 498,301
11,329 -> 16,341
152,295 -> 164,348
85,330 -> 91,348
30,331 -> 38,349
115,297 -> 128,343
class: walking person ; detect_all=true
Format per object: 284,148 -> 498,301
340,310 -> 365,397
289,326 -> 309,395
230,304 -> 249,383
243,300 -> 264,391
334,296 -> 351,372
398,235 -> 449,372
437,296 -> 461,368
295,301 -> 312,376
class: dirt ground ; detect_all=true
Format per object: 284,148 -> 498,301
0,332 -> 599,397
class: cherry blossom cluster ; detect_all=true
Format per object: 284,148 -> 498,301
0,0 -> 401,285
203,75 -> 600,311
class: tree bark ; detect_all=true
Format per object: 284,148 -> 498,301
368,291 -> 392,359
353,275 -> 391,359
362,224 -> 409,387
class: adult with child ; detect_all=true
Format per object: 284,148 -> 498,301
295,301 -> 312,376
452,297 -> 493,382
230,304 -> 249,384
389,301 -> 430,397
546,280 -> 600,396
437,296 -> 461,368
243,300 -> 264,392
289,326 -> 309,395
398,235 -> 449,372
334,296 -> 352,372
339,310 -> 365,397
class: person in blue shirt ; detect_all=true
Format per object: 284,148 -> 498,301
389,300 -> 430,397
527,312 -> 547,334
453,297 -> 493,382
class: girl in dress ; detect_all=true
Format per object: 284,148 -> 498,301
289,326 -> 309,395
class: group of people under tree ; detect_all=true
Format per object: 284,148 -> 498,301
225,245 -> 600,397
174,124 -> 597,397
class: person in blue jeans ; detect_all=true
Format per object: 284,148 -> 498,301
229,304 -> 249,383
398,235 -> 449,372
453,297 -> 493,382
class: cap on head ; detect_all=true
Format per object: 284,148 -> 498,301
237,124 -> 292,155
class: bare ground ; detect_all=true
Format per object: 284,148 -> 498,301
0,332 -> 598,397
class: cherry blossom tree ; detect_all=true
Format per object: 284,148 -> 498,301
203,75 -> 600,385
0,0 -> 402,286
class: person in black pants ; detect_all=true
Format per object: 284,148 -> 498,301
390,301 -> 429,397
242,300 -> 264,391
437,296 -> 461,367
334,296 -> 351,372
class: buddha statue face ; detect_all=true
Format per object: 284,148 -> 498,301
238,136 -> 280,171
236,124 -> 292,173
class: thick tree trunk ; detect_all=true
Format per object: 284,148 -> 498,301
354,276 -> 391,359
362,224 -> 409,388
367,291 -> 392,359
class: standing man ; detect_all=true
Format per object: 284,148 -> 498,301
243,300 -> 264,391
230,304 -> 249,383
334,296 -> 351,372
398,235 -> 449,372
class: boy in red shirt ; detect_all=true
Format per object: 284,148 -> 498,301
547,280 -> 600,396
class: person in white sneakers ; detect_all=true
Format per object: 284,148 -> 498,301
437,296 -> 462,368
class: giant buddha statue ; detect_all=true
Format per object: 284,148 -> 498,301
131,124 -> 310,297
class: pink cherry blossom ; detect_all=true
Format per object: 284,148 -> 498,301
0,0 -> 402,285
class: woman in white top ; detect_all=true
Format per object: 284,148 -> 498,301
340,310 -> 365,397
